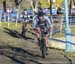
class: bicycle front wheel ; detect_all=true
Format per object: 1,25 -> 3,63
40,39 -> 46,58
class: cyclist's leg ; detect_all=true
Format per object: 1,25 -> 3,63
34,27 -> 41,45
21,22 -> 27,37
44,31 -> 50,53
44,32 -> 49,47
25,20 -> 30,31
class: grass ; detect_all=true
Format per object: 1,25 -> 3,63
0,22 -> 39,64
65,52 -> 75,58
70,26 -> 75,34
0,22 -> 35,47
0,22 -> 22,29
0,22 -> 75,60
0,22 -> 75,38
52,25 -> 75,37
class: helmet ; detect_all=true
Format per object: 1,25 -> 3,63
37,11 -> 44,17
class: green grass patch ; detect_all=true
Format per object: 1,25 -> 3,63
53,32 -> 65,37
52,26 -> 75,37
0,22 -> 22,29
0,22 -> 75,38
70,26 -> 75,34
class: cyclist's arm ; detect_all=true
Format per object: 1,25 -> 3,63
32,16 -> 38,29
45,16 -> 51,30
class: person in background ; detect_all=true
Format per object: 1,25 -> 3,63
21,9 -> 29,37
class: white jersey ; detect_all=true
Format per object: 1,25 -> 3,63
33,15 -> 51,29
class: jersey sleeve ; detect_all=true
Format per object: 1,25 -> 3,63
32,16 -> 37,29
45,16 -> 51,27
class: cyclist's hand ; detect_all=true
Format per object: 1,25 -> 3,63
47,27 -> 51,32
36,27 -> 41,33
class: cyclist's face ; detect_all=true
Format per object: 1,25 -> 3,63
38,16 -> 44,21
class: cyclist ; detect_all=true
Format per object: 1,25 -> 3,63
21,9 -> 29,37
33,11 -> 51,49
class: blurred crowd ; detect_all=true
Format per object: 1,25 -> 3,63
0,7 -> 63,22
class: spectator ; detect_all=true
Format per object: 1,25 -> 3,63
57,7 -> 62,14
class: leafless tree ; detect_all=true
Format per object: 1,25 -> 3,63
31,0 -> 39,14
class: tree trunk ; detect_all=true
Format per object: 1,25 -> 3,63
69,0 -> 72,15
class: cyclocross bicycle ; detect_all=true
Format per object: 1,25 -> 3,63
39,29 -> 48,58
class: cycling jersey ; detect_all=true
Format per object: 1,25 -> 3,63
23,15 -> 29,22
33,15 -> 51,30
